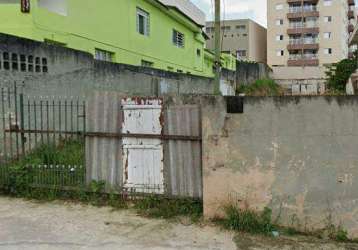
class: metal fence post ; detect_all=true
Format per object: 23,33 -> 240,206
19,93 -> 26,155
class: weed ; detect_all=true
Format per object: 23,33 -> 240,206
327,225 -> 349,242
134,195 -> 202,222
214,205 -> 276,235
0,140 -> 203,224
1,139 -> 84,197
237,78 -> 284,96
108,192 -> 128,210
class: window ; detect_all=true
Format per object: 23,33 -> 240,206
0,51 -> 47,73
236,25 -> 246,30
324,48 -> 332,55
276,35 -> 284,41
276,50 -> 284,56
196,49 -> 201,57
172,30 -> 185,48
237,50 -> 247,59
276,19 -> 284,26
136,8 -> 150,36
3,52 -> 9,70
12,53 -> 18,71
324,16 -> 332,22
221,26 -> 231,31
28,55 -> 33,72
38,0 -> 67,16
324,32 -> 331,39
141,60 -> 153,67
276,4 -> 283,10
243,34 -> 247,37
20,0 -> 30,13
95,49 -> 114,62
323,0 -> 332,6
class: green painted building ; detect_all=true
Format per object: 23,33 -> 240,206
0,0 -> 236,77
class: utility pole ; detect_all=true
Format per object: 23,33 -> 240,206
214,0 -> 221,95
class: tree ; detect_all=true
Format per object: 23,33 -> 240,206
326,52 -> 358,92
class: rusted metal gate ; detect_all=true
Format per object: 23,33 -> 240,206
86,92 -> 202,198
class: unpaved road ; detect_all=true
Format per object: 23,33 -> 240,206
0,197 -> 235,250
0,197 -> 358,250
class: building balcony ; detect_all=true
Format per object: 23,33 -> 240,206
287,27 -> 319,35
287,0 -> 318,3
348,0 -> 355,6
288,5 -> 317,13
287,54 -> 319,66
289,22 -> 318,29
287,8 -> 319,19
287,38 -> 319,50
348,10 -> 355,19
349,24 -> 355,33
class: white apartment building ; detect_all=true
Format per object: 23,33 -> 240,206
267,0 -> 356,91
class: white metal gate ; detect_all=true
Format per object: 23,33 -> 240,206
121,98 -> 164,194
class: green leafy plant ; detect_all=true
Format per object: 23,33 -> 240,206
326,224 -> 349,242
214,205 -> 276,235
238,78 -> 284,96
0,139 -> 85,197
134,195 -> 202,222
325,51 -> 358,92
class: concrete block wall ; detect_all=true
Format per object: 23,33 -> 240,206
0,34 -> 236,98
201,95 -> 358,237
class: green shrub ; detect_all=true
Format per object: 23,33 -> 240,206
327,224 -> 349,242
134,195 -> 202,222
326,58 -> 357,92
215,205 -> 275,235
238,78 -> 283,96
1,139 -> 84,196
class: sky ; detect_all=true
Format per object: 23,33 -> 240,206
191,0 -> 358,28
191,0 -> 267,27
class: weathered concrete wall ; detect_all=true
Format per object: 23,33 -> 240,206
236,61 -> 272,87
0,34 -> 238,97
201,96 -> 358,237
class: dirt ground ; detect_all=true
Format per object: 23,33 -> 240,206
0,197 -> 358,250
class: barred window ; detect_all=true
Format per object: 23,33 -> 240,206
141,60 -> 153,67
172,30 -> 184,48
136,8 -> 150,36
0,51 -> 47,73
95,49 -> 114,62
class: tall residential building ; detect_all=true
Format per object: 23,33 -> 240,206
0,0 -> 235,78
267,0 -> 356,88
205,19 -> 267,63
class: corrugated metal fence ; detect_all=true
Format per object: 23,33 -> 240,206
86,92 -> 202,198
0,87 -> 202,199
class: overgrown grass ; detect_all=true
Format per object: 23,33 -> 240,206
1,139 -> 85,196
9,139 -> 85,168
214,205 -> 276,235
134,195 -> 203,222
214,204 -> 355,243
238,78 -> 284,96
326,224 -> 349,242
0,141 -> 203,222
